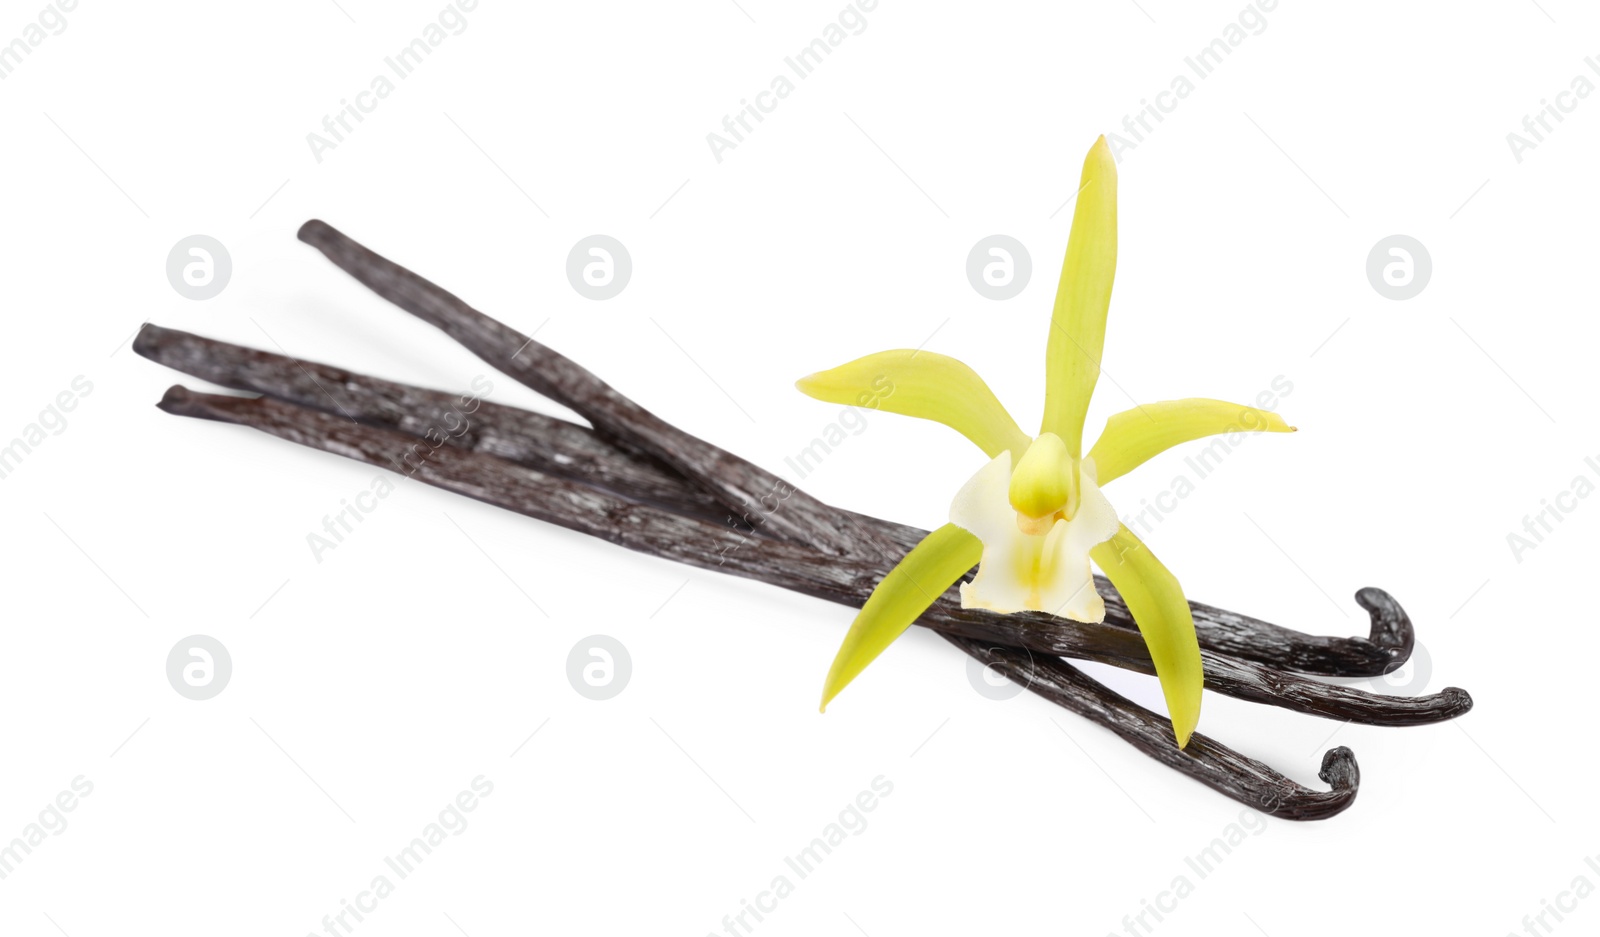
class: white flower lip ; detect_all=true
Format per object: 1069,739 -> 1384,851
948,451 -> 1120,621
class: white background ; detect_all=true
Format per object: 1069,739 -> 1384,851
0,1 -> 1593,934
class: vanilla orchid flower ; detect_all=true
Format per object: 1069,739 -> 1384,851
796,137 -> 1294,748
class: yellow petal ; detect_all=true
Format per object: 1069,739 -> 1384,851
821,523 -> 982,711
1090,525 -> 1203,748
796,350 -> 1029,459
1087,398 -> 1296,486
1041,135 -> 1118,458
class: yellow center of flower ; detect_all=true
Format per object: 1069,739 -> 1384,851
947,447 -> 1120,622
1007,432 -> 1082,534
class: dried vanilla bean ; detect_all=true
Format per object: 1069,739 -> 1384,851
130,221 -> 1480,819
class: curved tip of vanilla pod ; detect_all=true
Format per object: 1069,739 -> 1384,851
1319,746 -> 1360,794
1437,686 -> 1474,716
1238,744 -> 1361,821
1354,586 -> 1416,671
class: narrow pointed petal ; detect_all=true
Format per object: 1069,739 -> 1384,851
1090,525 -> 1203,748
1041,135 -> 1118,457
1087,398 -> 1296,486
796,350 -> 1030,459
821,523 -> 982,711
